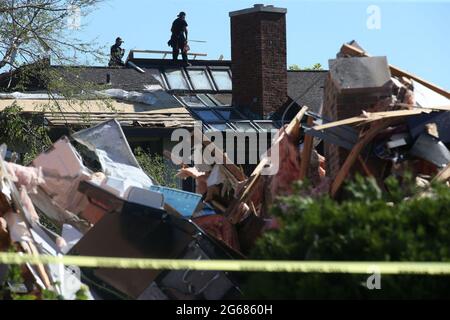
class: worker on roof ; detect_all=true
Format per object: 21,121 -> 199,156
168,11 -> 191,66
109,37 -> 125,67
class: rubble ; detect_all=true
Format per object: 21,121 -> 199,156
0,118 -> 245,300
1,41 -> 450,300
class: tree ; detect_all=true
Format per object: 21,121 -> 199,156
0,102 -> 51,164
289,63 -> 323,71
0,0 -> 104,70
0,0 -> 113,160
243,176 -> 450,299
134,147 -> 179,189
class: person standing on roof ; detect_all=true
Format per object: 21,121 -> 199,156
109,37 -> 125,67
168,12 -> 191,66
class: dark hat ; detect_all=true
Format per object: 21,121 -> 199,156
177,11 -> 186,17
116,37 -> 124,43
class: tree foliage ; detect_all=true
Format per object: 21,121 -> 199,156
0,102 -> 51,164
0,0 -> 104,70
0,1 -> 115,155
289,63 -> 323,71
244,176 -> 450,299
134,147 -> 179,188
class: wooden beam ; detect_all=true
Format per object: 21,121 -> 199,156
129,49 -> 207,57
201,132 -> 247,182
283,106 -> 309,141
226,174 -> 262,224
225,106 -> 309,224
340,43 -> 450,99
330,119 -> 394,197
433,162 -> 450,183
395,103 -> 450,111
313,108 -> 433,131
358,155 -> 373,177
299,116 -> 315,180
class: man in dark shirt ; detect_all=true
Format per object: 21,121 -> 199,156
109,37 -> 125,67
168,12 -> 190,66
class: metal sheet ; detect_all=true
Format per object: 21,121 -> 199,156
72,119 -> 154,188
410,133 -> 450,168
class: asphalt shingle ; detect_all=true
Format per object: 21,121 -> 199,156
287,70 -> 328,114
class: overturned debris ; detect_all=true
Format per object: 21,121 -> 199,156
1,40 -> 450,300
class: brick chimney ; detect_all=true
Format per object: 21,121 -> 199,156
229,4 -> 288,118
323,56 -> 393,180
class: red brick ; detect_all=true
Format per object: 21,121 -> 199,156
230,7 -> 287,117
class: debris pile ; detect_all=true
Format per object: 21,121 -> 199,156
173,42 -> 450,253
1,42 -> 449,300
0,120 -> 243,300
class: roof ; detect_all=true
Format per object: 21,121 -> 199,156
126,58 -> 231,69
50,66 -> 162,92
229,4 -> 287,17
0,58 -> 327,130
287,70 -> 328,114
0,99 -> 195,128
328,56 -> 392,94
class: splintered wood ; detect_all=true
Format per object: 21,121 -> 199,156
433,163 -> 450,183
299,116 -> 315,180
225,106 -> 309,224
312,108 -> 433,131
330,119 -> 395,198
340,43 -> 450,99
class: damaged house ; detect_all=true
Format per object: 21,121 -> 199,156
1,3 -> 450,300
0,4 -> 326,181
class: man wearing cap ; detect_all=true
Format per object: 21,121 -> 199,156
109,37 -> 125,67
168,12 -> 190,66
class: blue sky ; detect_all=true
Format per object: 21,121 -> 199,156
76,0 -> 450,90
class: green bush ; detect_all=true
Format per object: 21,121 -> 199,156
243,176 -> 450,299
0,103 -> 51,164
134,147 -> 178,188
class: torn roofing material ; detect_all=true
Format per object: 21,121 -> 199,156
287,71 -> 327,115
329,56 -> 392,94
0,66 -> 163,93
413,80 -> 450,109
70,183 -> 241,300
0,98 -> 196,129
72,119 -> 154,188
409,133 -> 450,168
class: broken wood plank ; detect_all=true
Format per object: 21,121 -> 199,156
225,106 -> 309,224
226,174 -> 262,224
358,155 -> 373,177
211,200 -> 227,213
395,103 -> 450,112
331,119 -> 395,197
199,128 -> 247,182
250,202 -> 259,217
340,43 -> 450,99
300,116 -> 315,180
282,106 -> 309,141
433,162 -> 450,183
313,108 -> 432,131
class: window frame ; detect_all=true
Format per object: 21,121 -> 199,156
229,120 -> 259,132
185,66 -> 215,91
162,68 -> 192,91
253,120 -> 280,132
208,66 -> 233,92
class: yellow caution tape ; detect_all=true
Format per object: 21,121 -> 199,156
1,252 -> 450,275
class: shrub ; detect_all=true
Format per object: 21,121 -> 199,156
0,103 -> 51,164
134,147 -> 178,188
243,176 -> 450,299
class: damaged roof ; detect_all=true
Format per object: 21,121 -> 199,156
0,58 -> 328,130
0,98 -> 195,128
287,70 -> 328,114
51,66 -> 163,92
